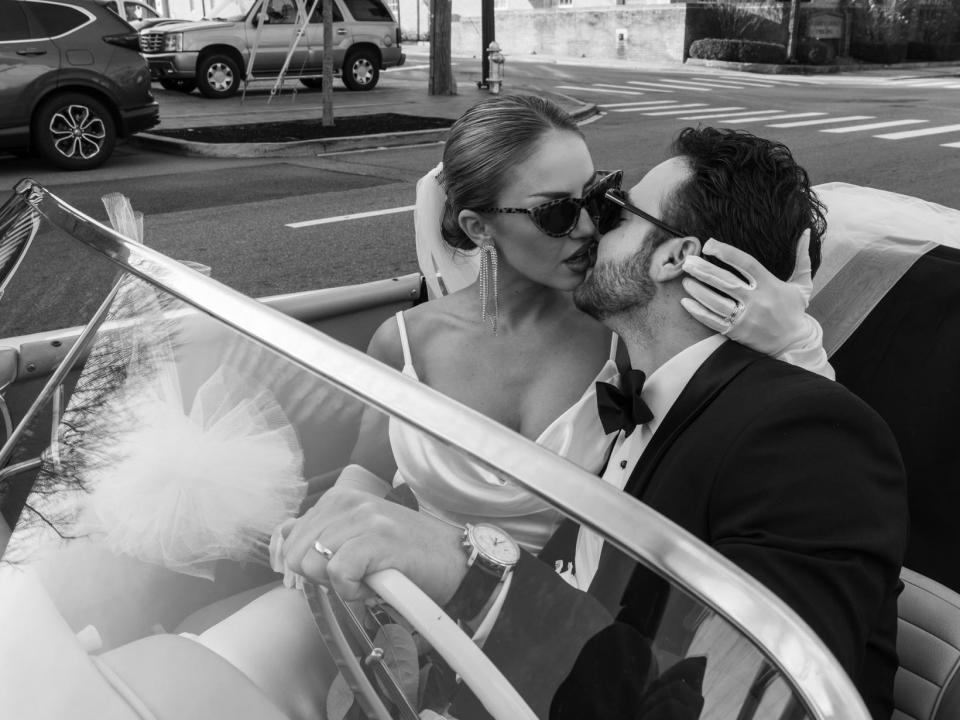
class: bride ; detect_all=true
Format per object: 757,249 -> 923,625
191,94 -> 832,719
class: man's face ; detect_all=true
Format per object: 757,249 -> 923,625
573,157 -> 691,322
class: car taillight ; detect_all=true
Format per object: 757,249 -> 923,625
103,32 -> 141,51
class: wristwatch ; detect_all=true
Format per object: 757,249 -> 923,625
462,522 -> 520,580
445,523 -> 520,624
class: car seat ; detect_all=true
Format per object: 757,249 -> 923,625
895,568 -> 960,720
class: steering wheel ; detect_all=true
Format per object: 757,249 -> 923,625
302,569 -> 538,720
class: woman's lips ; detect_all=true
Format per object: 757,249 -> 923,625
564,242 -> 597,269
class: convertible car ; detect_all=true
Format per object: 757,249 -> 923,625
0,179 -> 958,720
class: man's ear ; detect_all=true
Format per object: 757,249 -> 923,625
458,209 -> 493,247
649,236 -> 702,281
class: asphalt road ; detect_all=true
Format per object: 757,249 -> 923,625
1,57 -> 959,336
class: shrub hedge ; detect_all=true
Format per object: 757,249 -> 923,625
689,38 -> 787,64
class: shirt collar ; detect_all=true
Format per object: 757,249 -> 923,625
639,334 -> 726,438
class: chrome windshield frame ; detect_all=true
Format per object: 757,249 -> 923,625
1,179 -> 870,720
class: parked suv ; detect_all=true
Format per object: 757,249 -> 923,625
0,0 -> 159,170
140,0 -> 405,98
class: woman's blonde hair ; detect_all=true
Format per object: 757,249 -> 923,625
440,95 -> 583,249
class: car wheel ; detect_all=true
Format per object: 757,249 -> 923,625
299,77 -> 323,89
197,54 -> 241,99
33,93 -> 117,171
341,49 -> 379,91
159,78 -> 198,93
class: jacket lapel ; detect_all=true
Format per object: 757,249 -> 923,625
623,340 -> 760,498
588,340 -> 761,613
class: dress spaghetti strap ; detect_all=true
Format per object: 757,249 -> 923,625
394,311 -> 414,370
609,332 -> 619,362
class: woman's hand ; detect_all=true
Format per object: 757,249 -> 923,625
279,488 -> 467,604
679,231 -> 834,380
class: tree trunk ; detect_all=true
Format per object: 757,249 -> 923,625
785,0 -> 802,62
428,0 -> 457,96
322,0 -> 334,126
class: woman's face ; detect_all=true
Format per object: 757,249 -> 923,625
479,129 -> 599,291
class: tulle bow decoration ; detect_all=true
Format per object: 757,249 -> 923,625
46,193 -> 307,579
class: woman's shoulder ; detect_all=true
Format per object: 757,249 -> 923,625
367,294 -> 473,368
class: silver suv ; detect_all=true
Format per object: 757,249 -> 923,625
140,0 -> 405,98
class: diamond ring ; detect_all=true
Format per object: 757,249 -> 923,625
724,302 -> 745,326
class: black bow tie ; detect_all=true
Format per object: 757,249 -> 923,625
596,370 -> 654,437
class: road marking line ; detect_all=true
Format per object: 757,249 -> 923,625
633,103 -> 710,115
941,141 -> 960,147
389,64 -> 430,72
655,78 -> 745,89
719,111 -> 826,123
822,119 -> 928,133
767,115 -> 874,128
894,80 -> 955,87
555,85 -> 646,96
677,109 -> 777,120
875,123 -> 960,139
287,205 -> 415,228
599,100 -> 679,108
628,80 -> 710,92
595,82 -> 672,94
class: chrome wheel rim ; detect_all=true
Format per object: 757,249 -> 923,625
352,58 -> 374,85
205,62 -> 234,92
48,104 -> 106,160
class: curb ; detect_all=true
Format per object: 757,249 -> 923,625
130,95 -> 598,158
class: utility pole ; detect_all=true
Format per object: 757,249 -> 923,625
428,0 -> 456,95
478,0 -> 494,88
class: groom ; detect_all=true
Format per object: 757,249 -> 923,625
283,128 -> 908,719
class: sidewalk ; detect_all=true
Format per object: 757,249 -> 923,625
131,60 -> 596,158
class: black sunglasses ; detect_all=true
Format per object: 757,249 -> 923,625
602,188 -> 688,239
475,170 -> 623,238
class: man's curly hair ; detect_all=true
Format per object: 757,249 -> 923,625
661,127 -> 827,280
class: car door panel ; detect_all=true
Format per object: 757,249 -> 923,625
0,0 -> 59,137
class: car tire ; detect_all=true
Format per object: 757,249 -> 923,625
160,78 -> 198,93
33,93 -> 117,171
300,77 -> 323,89
341,49 -> 379,91
197,54 -> 241,99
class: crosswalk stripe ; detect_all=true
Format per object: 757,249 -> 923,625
822,119 -> 928,133
628,80 -> 711,92
639,104 -> 711,115
595,82 -> 672,94
940,140 -> 960,147
613,103 -> 706,113
656,78 -> 746,90
767,115 -> 874,128
875,123 -> 960,139
676,109 -> 777,120
599,100 -> 678,108
555,85 -> 646,96
719,112 -> 826,123
902,80 -> 956,87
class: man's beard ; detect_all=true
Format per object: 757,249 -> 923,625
573,244 -> 656,321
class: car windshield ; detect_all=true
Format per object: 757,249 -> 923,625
0,181 -> 868,720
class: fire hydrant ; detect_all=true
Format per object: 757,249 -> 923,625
486,41 -> 504,94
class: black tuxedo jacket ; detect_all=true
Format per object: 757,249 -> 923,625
452,340 -> 907,720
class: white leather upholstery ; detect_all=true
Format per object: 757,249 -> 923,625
894,568 -> 960,720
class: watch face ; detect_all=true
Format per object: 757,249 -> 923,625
471,523 -> 520,566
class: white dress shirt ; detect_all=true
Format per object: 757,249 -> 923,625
572,334 -> 727,590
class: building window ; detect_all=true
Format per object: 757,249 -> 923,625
557,0 -> 572,7
494,0 -> 507,10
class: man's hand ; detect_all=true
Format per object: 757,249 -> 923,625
279,488 -> 467,604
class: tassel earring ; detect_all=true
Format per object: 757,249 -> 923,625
478,242 -> 499,334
